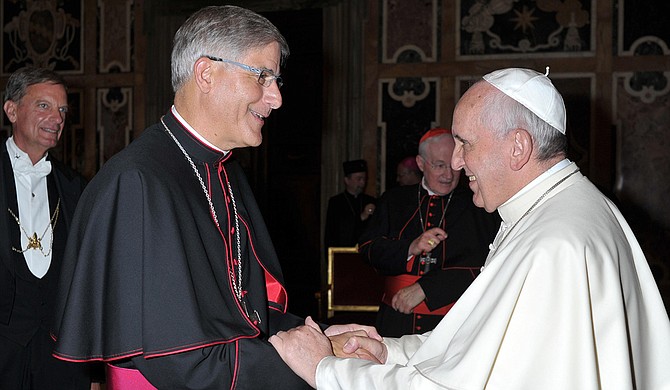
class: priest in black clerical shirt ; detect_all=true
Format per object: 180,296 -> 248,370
324,159 -> 377,251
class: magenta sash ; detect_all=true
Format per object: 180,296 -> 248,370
106,363 -> 156,390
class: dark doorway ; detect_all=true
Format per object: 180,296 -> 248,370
246,8 -> 324,318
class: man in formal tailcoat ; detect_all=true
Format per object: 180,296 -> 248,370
0,67 -> 89,389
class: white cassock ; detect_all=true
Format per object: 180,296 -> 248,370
316,161 -> 670,389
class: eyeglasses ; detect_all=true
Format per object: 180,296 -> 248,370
427,162 -> 451,173
205,55 -> 283,89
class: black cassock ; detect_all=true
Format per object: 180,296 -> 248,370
52,111 -> 310,389
324,191 -> 376,249
359,182 -> 500,337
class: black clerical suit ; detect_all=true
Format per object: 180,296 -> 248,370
359,181 -> 499,337
0,140 -> 89,389
324,191 -> 376,249
53,111 -> 311,389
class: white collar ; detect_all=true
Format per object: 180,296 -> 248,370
6,137 -> 51,177
504,159 -> 570,205
170,105 -> 229,155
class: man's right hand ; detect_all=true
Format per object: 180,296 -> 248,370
408,227 -> 447,256
329,332 -> 381,363
338,334 -> 388,364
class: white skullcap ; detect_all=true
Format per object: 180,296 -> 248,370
483,67 -> 566,134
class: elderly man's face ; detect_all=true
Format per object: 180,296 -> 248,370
451,83 -> 510,212
417,136 -> 460,196
210,41 -> 283,150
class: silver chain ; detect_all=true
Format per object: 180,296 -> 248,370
160,118 -> 243,301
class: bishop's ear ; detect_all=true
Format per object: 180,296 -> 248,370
510,128 -> 533,171
192,57 -> 215,93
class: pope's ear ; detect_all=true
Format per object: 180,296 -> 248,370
192,57 -> 215,93
510,128 -> 532,171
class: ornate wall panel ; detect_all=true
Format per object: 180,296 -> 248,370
96,87 -> 133,169
377,77 -> 439,192
1,0 -> 143,179
1,0 -> 83,74
612,0 -> 670,306
613,73 -> 670,229
457,0 -> 595,58
613,72 -> 670,302
616,0 -> 670,56
381,0 -> 439,63
98,0 -> 134,73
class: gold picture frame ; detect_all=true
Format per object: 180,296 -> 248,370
327,246 -> 384,318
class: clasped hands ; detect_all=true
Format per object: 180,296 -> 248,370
269,316 -> 387,388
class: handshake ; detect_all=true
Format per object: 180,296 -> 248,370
269,316 -> 387,387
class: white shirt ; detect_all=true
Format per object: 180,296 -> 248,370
6,137 -> 53,278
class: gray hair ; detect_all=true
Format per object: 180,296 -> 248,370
418,133 -> 453,159
171,5 -> 289,92
478,80 -> 567,161
4,67 -> 66,103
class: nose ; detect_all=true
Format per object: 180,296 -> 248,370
443,165 -> 454,180
265,82 -> 282,110
51,108 -> 65,125
451,144 -> 464,170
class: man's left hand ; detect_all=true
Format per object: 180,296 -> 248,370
391,283 -> 426,314
269,316 -> 331,388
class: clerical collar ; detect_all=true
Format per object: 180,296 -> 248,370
420,177 -> 441,196
170,105 -> 229,155
502,158 -> 571,206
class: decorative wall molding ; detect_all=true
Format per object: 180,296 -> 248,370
377,77 -> 439,192
382,0 -> 438,63
97,87 -> 133,169
457,0 -> 595,59
616,0 -> 670,56
613,72 -> 670,229
1,0 -> 83,74
612,71 -> 670,300
98,0 -> 134,73
621,70 -> 670,104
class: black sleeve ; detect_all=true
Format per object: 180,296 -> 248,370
358,192 -> 414,275
418,267 -> 480,310
131,336 -> 311,390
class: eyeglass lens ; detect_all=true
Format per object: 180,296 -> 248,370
260,70 -> 283,89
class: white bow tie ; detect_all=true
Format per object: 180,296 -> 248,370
13,156 -> 52,178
